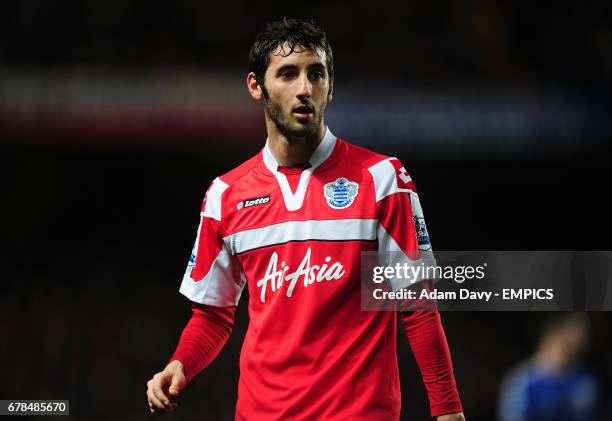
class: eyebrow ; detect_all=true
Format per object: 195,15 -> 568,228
275,63 -> 326,74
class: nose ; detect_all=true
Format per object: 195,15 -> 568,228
296,73 -> 312,99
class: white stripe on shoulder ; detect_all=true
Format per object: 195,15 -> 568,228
368,158 -> 415,202
202,177 -> 229,221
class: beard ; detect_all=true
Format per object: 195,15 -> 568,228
265,96 -> 326,139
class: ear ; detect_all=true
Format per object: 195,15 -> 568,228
327,77 -> 334,102
247,72 -> 263,101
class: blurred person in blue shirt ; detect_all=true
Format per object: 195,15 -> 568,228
498,313 -> 598,421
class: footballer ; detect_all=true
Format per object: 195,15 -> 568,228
146,18 -> 465,421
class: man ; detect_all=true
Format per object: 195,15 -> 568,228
498,313 -> 597,421
147,18 -> 465,421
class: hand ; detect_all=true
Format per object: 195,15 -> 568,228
437,412 -> 465,421
146,360 -> 186,413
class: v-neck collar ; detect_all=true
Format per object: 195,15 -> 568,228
262,127 -> 337,211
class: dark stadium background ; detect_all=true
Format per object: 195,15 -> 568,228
2,1 -> 611,420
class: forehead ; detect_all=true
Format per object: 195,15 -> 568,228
267,42 -> 327,69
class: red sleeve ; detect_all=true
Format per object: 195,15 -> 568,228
169,302 -> 236,383
400,309 -> 463,417
371,158 -> 462,416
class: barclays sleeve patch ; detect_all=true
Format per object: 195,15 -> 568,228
413,216 -> 431,250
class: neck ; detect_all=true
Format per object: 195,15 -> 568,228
266,120 -> 326,166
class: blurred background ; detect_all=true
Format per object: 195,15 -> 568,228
2,1 -> 611,420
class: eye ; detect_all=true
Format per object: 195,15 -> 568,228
310,71 -> 324,80
280,71 -> 296,79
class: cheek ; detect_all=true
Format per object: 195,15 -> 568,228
268,94 -> 292,116
269,83 -> 292,101
315,82 -> 330,100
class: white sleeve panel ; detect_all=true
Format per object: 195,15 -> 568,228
371,157 -> 437,291
202,177 -> 229,221
368,157 -> 416,202
179,177 -> 246,306
179,241 -> 247,306
377,224 -> 437,292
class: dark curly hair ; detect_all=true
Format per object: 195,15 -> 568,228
248,18 -> 334,89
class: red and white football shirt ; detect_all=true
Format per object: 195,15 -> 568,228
180,127 -> 440,420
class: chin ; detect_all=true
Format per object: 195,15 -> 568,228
280,122 -> 316,137
295,124 -> 319,136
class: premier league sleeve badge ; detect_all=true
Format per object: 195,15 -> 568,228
324,177 -> 359,209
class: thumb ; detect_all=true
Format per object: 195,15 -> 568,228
169,372 -> 185,396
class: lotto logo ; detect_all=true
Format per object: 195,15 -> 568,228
398,166 -> 411,184
389,158 -> 416,191
237,195 -> 270,210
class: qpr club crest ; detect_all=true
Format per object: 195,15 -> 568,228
324,177 -> 359,209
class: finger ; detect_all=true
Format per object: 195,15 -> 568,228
147,388 -> 166,410
152,383 -> 171,408
147,387 -> 165,410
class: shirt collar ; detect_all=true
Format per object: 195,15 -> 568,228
262,126 -> 337,173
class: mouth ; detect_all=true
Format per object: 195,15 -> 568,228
292,104 -> 314,120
